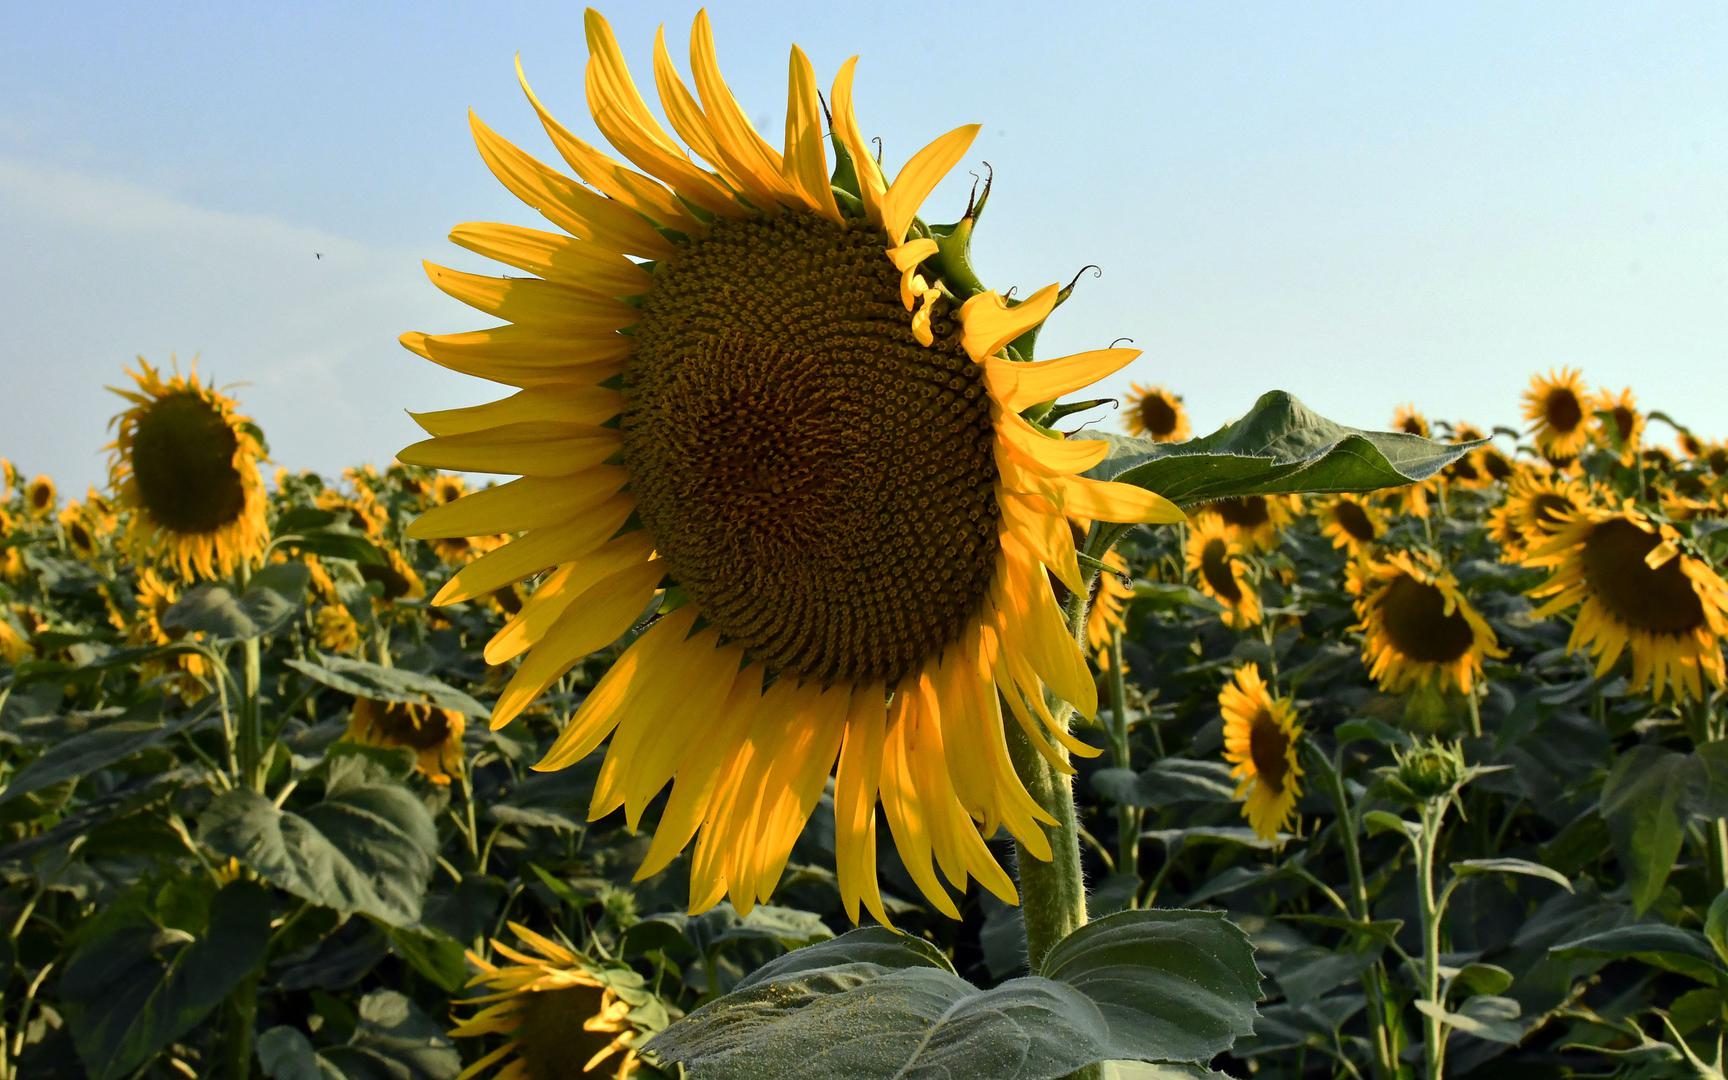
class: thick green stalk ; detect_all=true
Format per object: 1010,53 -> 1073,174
1416,802 -> 1446,1080
239,635 -> 264,793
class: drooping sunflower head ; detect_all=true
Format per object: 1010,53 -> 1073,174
1317,494 -> 1385,556
1521,368 -> 1590,461
1200,495 -> 1296,554
24,475 -> 56,519
1679,429 -> 1707,460
396,10 -> 1185,921
107,359 -> 268,580
1592,386 -> 1643,460
451,922 -> 667,1080
1186,514 -> 1261,629
1392,404 -> 1430,439
316,488 -> 389,539
1123,384 -> 1191,442
1219,663 -> 1302,841
1352,550 -> 1502,695
1085,548 -> 1135,666
343,697 -> 466,784
1528,501 -> 1728,702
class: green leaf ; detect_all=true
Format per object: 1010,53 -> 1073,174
0,701 -> 194,806
1413,995 -> 1524,1044
285,655 -> 489,718
1448,962 -> 1514,997
1706,891 -> 1728,970
651,912 -> 1261,1079
384,925 -> 469,993
273,518 -> 387,567
1088,391 -> 1474,508
164,563 -> 309,639
199,757 -> 437,926
257,991 -> 459,1079
1598,744 -> 1688,915
1550,924 -> 1727,984
1092,758 -> 1237,808
1450,858 -> 1574,893
60,882 -> 273,1080
1362,811 -> 1420,842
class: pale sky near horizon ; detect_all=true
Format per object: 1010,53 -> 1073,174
2,2 -> 1724,493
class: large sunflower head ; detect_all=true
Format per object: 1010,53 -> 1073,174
1219,663 -> 1302,841
1123,384 -> 1191,442
1528,502 -> 1728,701
1352,550 -> 1502,695
1085,549 -> 1135,665
1317,493 -> 1385,556
451,922 -> 667,1080
343,697 -> 466,784
24,475 -> 56,519
399,10 -> 1188,920
107,359 -> 268,579
1185,515 -> 1261,629
1199,495 -> 1297,554
1521,368 -> 1590,461
1592,386 -> 1643,461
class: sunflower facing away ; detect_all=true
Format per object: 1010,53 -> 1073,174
1220,663 -> 1302,841
1317,493 -> 1385,557
1522,368 -> 1591,462
1123,384 -> 1191,443
344,697 -> 466,784
1527,501 -> 1728,701
108,359 -> 269,579
1351,550 -> 1502,695
451,923 -> 667,1080
397,10 -> 1184,921
1186,515 -> 1261,629
1086,548 -> 1135,666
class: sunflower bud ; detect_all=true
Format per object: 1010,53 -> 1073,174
1391,738 -> 1467,805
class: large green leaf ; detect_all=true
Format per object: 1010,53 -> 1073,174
256,990 -> 459,1079
199,757 -> 437,926
60,881 -> 273,1080
1092,758 -> 1238,808
648,911 -> 1260,1080
0,701 -> 195,805
164,562 -> 309,639
285,655 -> 488,718
1597,745 -> 1688,915
1550,924 -> 1726,984
1088,391 -> 1474,507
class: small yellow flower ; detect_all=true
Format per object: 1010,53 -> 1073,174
1317,494 -> 1384,557
1220,664 -> 1302,841
315,605 -> 362,654
344,698 -> 465,784
57,503 -> 100,562
24,475 -> 56,519
1522,368 -> 1590,461
1186,515 -> 1261,629
1392,404 -> 1430,438
1123,384 -> 1191,442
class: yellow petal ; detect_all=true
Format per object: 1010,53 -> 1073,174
999,490 -> 1083,594
406,469 -> 628,540
448,222 -> 651,299
399,327 -> 629,388
881,123 -> 980,243
780,45 -> 841,222
995,409 -> 1110,476
834,685 -> 890,925
409,384 -> 624,437
530,605 -> 692,764
1050,476 -> 1186,525
397,422 -> 620,477
981,348 -> 1139,411
830,57 -> 887,226
432,494 -> 634,604
688,10 -> 795,207
422,262 -> 637,330
960,285 -> 1059,362
483,531 -> 656,664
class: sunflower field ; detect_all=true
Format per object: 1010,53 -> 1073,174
4,10 -> 1727,1080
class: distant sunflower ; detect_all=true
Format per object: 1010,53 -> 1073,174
1392,404 -> 1430,439
431,530 -> 507,569
361,547 -> 425,606
0,611 -> 25,664
1200,495 -> 1297,553
432,474 -> 467,506
1186,515 -> 1261,629
1522,368 -> 1590,461
0,510 -> 22,582
315,605 -> 362,654
397,11 -> 1183,920
1498,468 -> 1594,556
0,459 -> 16,497
451,923 -> 666,1080
107,359 -> 268,579
1527,502 -> 1728,701
1317,494 -> 1384,557
1593,387 -> 1643,461
1678,430 -> 1707,460
1123,384 -> 1190,442
24,475 -> 56,519
1086,549 -> 1134,666
344,698 -> 465,784
1443,423 -> 1491,487
1220,663 -> 1302,841
56,503 -> 99,562
127,568 -> 212,699
1476,443 -> 1516,483
1352,551 -> 1502,694
316,488 -> 388,538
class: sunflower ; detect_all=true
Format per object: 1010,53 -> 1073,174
316,488 -> 388,539
0,510 -> 22,583
396,12 -> 1185,920
0,459 -> 16,497
315,604 -> 362,654
1476,443 -> 1516,483
57,503 -> 99,562
1220,663 -> 1302,841
1527,502 -> 1728,701
360,546 -> 425,606
344,697 -> 465,784
1678,429 -> 1707,460
1593,387 -> 1643,461
24,475 -> 56,519
0,611 -> 25,665
1200,495 -> 1297,554
1086,549 -> 1135,666
1392,404 -> 1430,438
1497,468 -> 1595,556
1123,384 -> 1190,442
1352,550 -> 1502,695
431,530 -> 508,569
107,359 -> 268,579
1185,515 -> 1261,629
1442,423 -> 1491,487
1317,494 -> 1385,557
126,568 -> 212,699
431,474 -> 467,506
1521,368 -> 1590,461
451,923 -> 666,1080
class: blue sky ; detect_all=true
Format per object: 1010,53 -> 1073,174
3,2 -> 1724,491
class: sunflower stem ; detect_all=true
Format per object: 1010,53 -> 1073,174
1415,799 -> 1448,1080
1106,630 -> 1139,880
